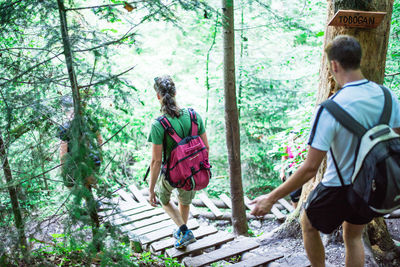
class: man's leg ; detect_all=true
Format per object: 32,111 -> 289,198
178,203 -> 190,224
342,222 -> 365,267
301,212 -> 325,267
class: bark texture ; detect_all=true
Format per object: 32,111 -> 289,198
221,0 -> 248,236
0,131 -> 27,254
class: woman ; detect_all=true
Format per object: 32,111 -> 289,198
147,75 -> 210,249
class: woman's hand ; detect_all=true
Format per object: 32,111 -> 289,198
149,189 -> 157,207
280,171 -> 286,182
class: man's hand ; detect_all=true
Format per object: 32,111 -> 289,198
149,189 -> 157,207
250,194 -> 276,216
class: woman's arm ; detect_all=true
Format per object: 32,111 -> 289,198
200,132 -> 210,153
149,143 -> 162,207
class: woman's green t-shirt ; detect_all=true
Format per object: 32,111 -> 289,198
148,108 -> 205,160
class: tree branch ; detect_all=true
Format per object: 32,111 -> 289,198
0,0 -> 22,12
0,52 -> 64,87
72,32 -> 136,53
100,122 -> 130,148
385,72 -> 400,77
64,1 -> 143,12
79,65 -> 136,88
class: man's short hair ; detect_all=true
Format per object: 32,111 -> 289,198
60,95 -> 73,108
325,35 -> 362,70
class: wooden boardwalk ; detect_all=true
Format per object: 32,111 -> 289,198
99,185 -> 296,266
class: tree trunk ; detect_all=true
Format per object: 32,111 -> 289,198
57,0 -> 101,251
298,0 -> 397,263
0,130 -> 27,255
221,0 -> 248,236
57,0 -> 81,114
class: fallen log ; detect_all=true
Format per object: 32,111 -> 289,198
140,189 -> 285,211
384,209 -> 400,219
193,211 -> 276,221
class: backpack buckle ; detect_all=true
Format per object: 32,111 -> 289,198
167,127 -> 174,134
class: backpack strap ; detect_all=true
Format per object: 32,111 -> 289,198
378,85 -> 392,125
188,108 -> 199,136
330,149 -> 346,187
157,116 -> 182,144
320,100 -> 366,138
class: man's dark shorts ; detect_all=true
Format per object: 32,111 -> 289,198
290,187 -> 302,203
305,183 -> 374,234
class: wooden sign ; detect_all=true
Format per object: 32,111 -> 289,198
328,10 -> 386,29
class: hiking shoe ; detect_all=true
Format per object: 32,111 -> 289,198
174,229 -> 196,249
172,228 -> 181,239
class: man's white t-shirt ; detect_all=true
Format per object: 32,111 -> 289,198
308,79 -> 400,186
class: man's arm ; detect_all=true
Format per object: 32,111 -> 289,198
149,143 -> 162,207
60,141 -> 68,164
250,147 -> 326,216
96,132 -> 103,146
394,128 -> 400,135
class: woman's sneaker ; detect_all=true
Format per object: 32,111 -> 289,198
174,229 -> 196,249
172,228 -> 181,239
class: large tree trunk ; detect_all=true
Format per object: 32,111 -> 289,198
221,0 -> 248,236
0,130 -> 27,255
298,0 -> 397,263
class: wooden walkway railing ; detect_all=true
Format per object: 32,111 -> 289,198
99,185 -> 297,267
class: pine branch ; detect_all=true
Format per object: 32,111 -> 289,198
0,52 -> 64,87
72,32 -> 136,53
64,1 -> 143,12
99,122 -> 130,148
79,66 -> 136,88
0,0 -> 22,11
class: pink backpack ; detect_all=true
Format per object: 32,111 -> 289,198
158,108 -> 211,191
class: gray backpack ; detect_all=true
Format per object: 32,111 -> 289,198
321,85 -> 400,218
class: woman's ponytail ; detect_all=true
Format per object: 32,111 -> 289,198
154,76 -> 181,118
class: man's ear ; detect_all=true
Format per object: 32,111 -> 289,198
157,93 -> 161,100
330,60 -> 339,73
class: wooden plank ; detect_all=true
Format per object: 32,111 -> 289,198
278,198 -> 295,213
126,209 -> 165,223
245,196 -> 285,220
220,194 -> 232,209
166,231 -> 235,258
129,184 -> 148,203
198,193 -> 223,218
131,219 -> 175,236
183,238 -> 260,267
243,196 -> 254,210
190,204 -> 199,217
104,196 -> 146,211
117,189 -> 138,203
140,219 -> 199,245
130,213 -> 170,229
151,225 -> 218,252
118,199 -> 147,210
142,189 -> 230,209
271,205 -> 285,220
99,205 -> 140,218
328,10 -> 386,29
230,254 -> 284,267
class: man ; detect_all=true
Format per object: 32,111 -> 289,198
58,95 -> 103,189
251,35 -> 400,267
